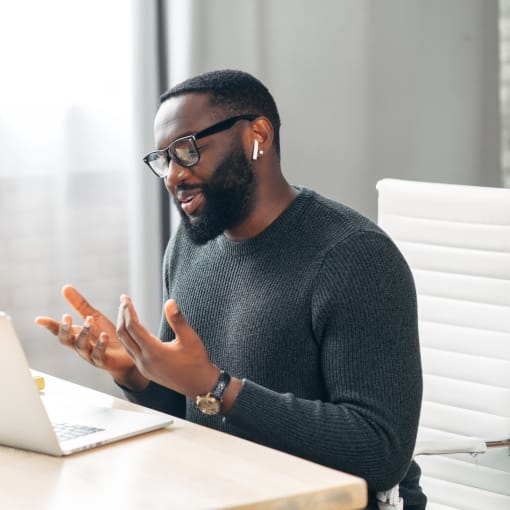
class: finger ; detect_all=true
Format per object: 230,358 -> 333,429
116,298 -> 140,358
58,314 -> 74,346
62,284 -> 98,320
34,316 -> 60,336
164,299 -> 198,346
90,332 -> 108,367
74,316 -> 93,356
121,294 -> 140,321
120,295 -> 153,351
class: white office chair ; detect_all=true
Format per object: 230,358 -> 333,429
375,179 -> 510,510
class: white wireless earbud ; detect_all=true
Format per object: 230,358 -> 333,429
252,140 -> 259,161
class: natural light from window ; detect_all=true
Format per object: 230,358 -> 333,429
0,0 -> 137,394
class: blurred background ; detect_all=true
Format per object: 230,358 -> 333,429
1,0 -> 509,395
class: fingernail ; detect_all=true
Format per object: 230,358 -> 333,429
169,300 -> 179,316
84,316 -> 92,327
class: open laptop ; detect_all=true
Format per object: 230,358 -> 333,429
0,311 -> 172,456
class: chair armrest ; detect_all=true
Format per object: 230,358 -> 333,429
414,437 -> 487,456
376,438 -> 487,510
376,437 -> 510,509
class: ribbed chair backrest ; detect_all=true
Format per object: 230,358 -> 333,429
376,178 -> 510,510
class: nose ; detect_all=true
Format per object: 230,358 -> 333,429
165,159 -> 192,191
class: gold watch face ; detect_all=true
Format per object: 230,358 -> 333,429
196,393 -> 221,415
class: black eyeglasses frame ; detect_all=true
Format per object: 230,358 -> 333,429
143,114 -> 258,177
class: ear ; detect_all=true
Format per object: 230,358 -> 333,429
244,116 -> 274,161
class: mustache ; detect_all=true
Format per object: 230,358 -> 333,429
175,183 -> 205,193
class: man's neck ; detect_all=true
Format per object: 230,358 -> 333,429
224,179 -> 297,241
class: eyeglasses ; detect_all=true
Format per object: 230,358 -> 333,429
143,114 -> 258,178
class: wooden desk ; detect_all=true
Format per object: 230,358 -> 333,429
0,373 -> 367,510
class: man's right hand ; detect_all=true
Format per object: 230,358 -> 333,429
35,284 -> 149,391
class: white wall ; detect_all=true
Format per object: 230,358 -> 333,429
368,0 -> 501,216
170,0 -> 501,220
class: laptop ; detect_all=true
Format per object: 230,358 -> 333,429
0,311 -> 172,456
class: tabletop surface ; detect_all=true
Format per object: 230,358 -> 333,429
0,372 -> 367,510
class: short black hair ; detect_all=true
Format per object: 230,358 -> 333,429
160,69 -> 281,157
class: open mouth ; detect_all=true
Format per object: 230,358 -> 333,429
177,189 -> 205,216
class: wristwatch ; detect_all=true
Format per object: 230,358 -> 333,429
195,370 -> 231,415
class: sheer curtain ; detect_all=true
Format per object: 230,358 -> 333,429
0,0 -> 163,394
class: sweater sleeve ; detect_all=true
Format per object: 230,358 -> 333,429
225,231 -> 423,492
120,380 -> 186,417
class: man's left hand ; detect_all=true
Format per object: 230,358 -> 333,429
115,295 -> 220,398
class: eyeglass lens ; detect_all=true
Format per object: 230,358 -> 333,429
145,152 -> 168,177
170,138 -> 199,166
144,138 -> 198,177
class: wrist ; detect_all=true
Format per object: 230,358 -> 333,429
113,366 -> 150,392
188,365 -> 221,399
194,369 -> 242,416
218,376 -> 242,415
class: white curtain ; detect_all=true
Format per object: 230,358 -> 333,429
0,0 -> 163,394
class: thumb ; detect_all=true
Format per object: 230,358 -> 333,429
164,299 -> 196,342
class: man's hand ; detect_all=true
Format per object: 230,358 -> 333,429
116,295 -> 220,399
35,285 -> 148,390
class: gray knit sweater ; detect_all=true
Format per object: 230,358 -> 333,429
123,187 -> 426,509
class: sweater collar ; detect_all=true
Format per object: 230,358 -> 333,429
214,186 -> 313,255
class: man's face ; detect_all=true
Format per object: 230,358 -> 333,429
154,94 -> 257,245
174,142 -> 256,245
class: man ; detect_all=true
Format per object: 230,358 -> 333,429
37,69 -> 426,509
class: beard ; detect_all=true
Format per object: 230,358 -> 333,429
174,145 -> 257,245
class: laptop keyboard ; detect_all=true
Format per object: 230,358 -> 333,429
53,422 -> 105,442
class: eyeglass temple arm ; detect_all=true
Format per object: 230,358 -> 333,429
195,115 -> 257,140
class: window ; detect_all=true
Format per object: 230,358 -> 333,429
0,1 -> 137,393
